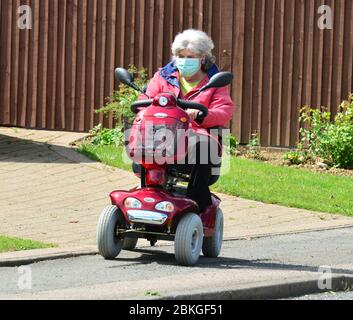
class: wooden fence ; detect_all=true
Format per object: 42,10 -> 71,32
1,0 -> 352,147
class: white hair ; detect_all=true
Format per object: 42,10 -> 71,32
171,29 -> 216,70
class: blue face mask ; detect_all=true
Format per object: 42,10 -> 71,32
175,58 -> 201,78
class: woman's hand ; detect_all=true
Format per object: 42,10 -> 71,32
186,109 -> 200,121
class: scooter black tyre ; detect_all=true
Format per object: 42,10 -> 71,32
97,206 -> 123,260
123,237 -> 138,250
202,208 -> 224,258
174,213 -> 204,266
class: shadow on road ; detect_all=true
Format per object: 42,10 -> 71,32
110,248 -> 353,276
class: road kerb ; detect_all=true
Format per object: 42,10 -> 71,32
0,246 -> 98,267
160,275 -> 353,300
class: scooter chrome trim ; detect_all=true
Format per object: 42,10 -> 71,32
127,210 -> 168,225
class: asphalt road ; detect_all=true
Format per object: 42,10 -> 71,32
290,291 -> 353,300
1,227 -> 353,299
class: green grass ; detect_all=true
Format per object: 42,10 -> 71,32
0,236 -> 56,253
144,290 -> 161,297
77,144 -> 353,216
213,157 -> 353,216
78,144 -> 132,172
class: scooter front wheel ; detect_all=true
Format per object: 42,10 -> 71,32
174,213 -> 204,266
97,205 -> 123,260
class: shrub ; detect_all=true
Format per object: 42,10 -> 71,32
224,133 -> 239,156
89,65 -> 149,147
230,134 -> 238,155
283,148 -> 308,165
293,94 -> 353,169
246,132 -> 261,159
96,65 -> 149,123
89,124 -> 125,147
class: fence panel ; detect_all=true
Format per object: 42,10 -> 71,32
1,0 -> 352,147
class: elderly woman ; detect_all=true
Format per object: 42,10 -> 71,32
142,29 -> 234,213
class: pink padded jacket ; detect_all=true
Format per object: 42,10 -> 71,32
141,61 -> 234,130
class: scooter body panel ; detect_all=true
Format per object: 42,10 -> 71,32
110,188 -> 199,229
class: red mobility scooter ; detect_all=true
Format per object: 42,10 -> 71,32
97,68 -> 233,266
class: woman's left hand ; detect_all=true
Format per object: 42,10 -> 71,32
186,109 -> 200,121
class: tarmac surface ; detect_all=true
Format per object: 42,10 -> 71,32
290,291 -> 353,300
1,227 -> 353,299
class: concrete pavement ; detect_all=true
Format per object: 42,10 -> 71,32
1,126 -> 353,255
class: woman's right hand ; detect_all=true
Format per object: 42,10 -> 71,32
186,109 -> 200,121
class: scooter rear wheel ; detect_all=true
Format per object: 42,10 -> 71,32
97,205 -> 123,260
174,213 -> 204,266
202,208 -> 224,258
123,237 -> 138,250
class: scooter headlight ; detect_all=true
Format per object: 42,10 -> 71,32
155,201 -> 174,213
158,96 -> 169,107
124,197 -> 142,209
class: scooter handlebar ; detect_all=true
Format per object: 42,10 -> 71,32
130,98 -> 209,124
177,99 -> 209,125
194,111 -> 207,124
131,99 -> 154,114
176,99 -> 209,115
